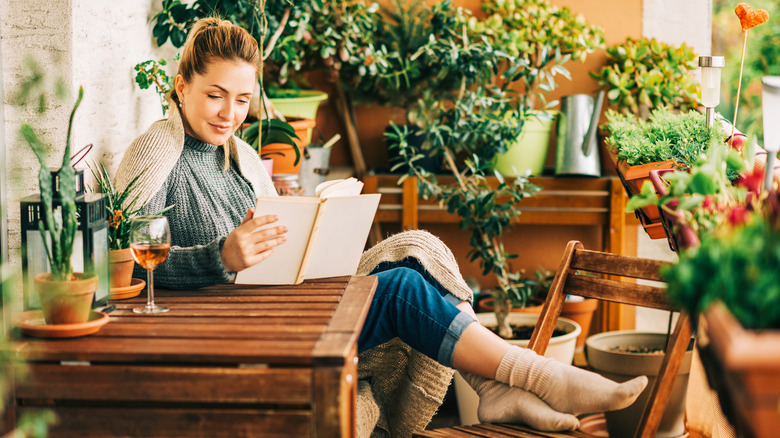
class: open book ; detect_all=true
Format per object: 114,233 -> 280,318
235,178 -> 381,285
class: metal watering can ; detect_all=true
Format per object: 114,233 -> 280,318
555,91 -> 605,177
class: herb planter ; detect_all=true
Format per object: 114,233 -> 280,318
700,302 -> 780,438
453,313 -> 581,425
604,145 -> 674,239
34,272 -> 98,325
586,331 -> 693,438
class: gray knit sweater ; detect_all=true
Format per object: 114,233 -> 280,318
132,135 -> 258,289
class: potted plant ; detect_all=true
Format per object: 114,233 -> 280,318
19,87 -> 98,325
481,0 -> 604,176
604,107 -> 723,237
661,188 -> 780,438
626,142 -> 748,250
591,37 -> 700,120
91,163 -> 173,295
134,57 -> 176,117
585,330 -> 694,438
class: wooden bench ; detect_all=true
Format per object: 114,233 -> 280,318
10,276 -> 377,438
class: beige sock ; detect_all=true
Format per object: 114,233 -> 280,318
494,345 -> 649,415
460,372 -> 579,431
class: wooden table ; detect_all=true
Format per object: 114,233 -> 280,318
10,276 -> 377,438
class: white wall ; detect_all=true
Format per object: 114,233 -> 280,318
0,0 -> 167,307
636,0 -> 712,331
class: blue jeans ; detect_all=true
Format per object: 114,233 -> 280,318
358,258 -> 476,367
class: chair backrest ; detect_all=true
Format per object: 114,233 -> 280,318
527,241 -> 693,438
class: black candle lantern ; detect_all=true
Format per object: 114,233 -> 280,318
21,169 -> 110,309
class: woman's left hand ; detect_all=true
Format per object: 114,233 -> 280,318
222,208 -> 287,272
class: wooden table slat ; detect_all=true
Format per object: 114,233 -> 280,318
16,364 -> 312,404
19,406 -> 313,438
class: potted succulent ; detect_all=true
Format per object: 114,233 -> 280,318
591,37 -> 700,120
20,87 -> 98,325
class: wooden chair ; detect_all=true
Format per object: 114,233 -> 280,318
415,240 -> 693,438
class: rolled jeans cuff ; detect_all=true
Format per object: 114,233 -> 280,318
438,311 -> 477,368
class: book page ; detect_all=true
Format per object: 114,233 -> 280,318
235,196 -> 321,285
315,177 -> 364,198
304,194 -> 381,279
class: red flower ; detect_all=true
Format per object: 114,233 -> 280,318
728,205 -> 751,226
736,166 -> 765,195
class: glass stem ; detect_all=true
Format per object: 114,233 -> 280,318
147,269 -> 155,309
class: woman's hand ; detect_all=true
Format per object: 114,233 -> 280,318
222,208 -> 287,272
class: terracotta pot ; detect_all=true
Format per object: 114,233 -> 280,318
604,145 -> 674,239
261,117 -> 316,175
561,298 -> 599,350
109,248 -> 135,288
34,272 -> 98,324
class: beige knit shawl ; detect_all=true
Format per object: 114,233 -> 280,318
356,230 -> 473,438
114,104 -> 276,202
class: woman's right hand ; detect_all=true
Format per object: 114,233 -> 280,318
222,208 -> 287,272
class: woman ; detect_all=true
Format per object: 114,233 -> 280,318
115,18 -> 647,436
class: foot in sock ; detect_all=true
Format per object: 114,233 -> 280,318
460,372 -> 579,431
495,345 -> 649,415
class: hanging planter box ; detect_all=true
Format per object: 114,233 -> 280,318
604,145 -> 676,238
700,302 -> 780,438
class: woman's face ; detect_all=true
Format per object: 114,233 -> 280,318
175,59 -> 256,146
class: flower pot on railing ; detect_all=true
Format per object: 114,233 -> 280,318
605,146 -> 674,239
649,168 -> 701,252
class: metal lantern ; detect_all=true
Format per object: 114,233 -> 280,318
762,76 -> 780,191
20,169 -> 109,309
699,56 -> 725,129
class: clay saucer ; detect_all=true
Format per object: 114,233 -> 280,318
110,277 -> 145,300
13,310 -> 109,338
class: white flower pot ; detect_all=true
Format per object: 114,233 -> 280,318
453,312 -> 581,425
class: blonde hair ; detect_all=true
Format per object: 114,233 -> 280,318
173,17 -> 260,168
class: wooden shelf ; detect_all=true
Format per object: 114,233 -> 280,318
364,174 -> 632,332
364,175 -> 628,256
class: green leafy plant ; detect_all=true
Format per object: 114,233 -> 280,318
395,148 -> 540,339
479,0 -> 605,110
605,108 -> 723,169
91,163 -> 174,251
662,189 -> 780,330
240,118 -> 301,165
20,88 -> 84,281
0,264 -> 57,436
590,37 -> 700,119
134,57 -> 176,116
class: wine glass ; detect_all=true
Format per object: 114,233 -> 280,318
130,216 -> 171,314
